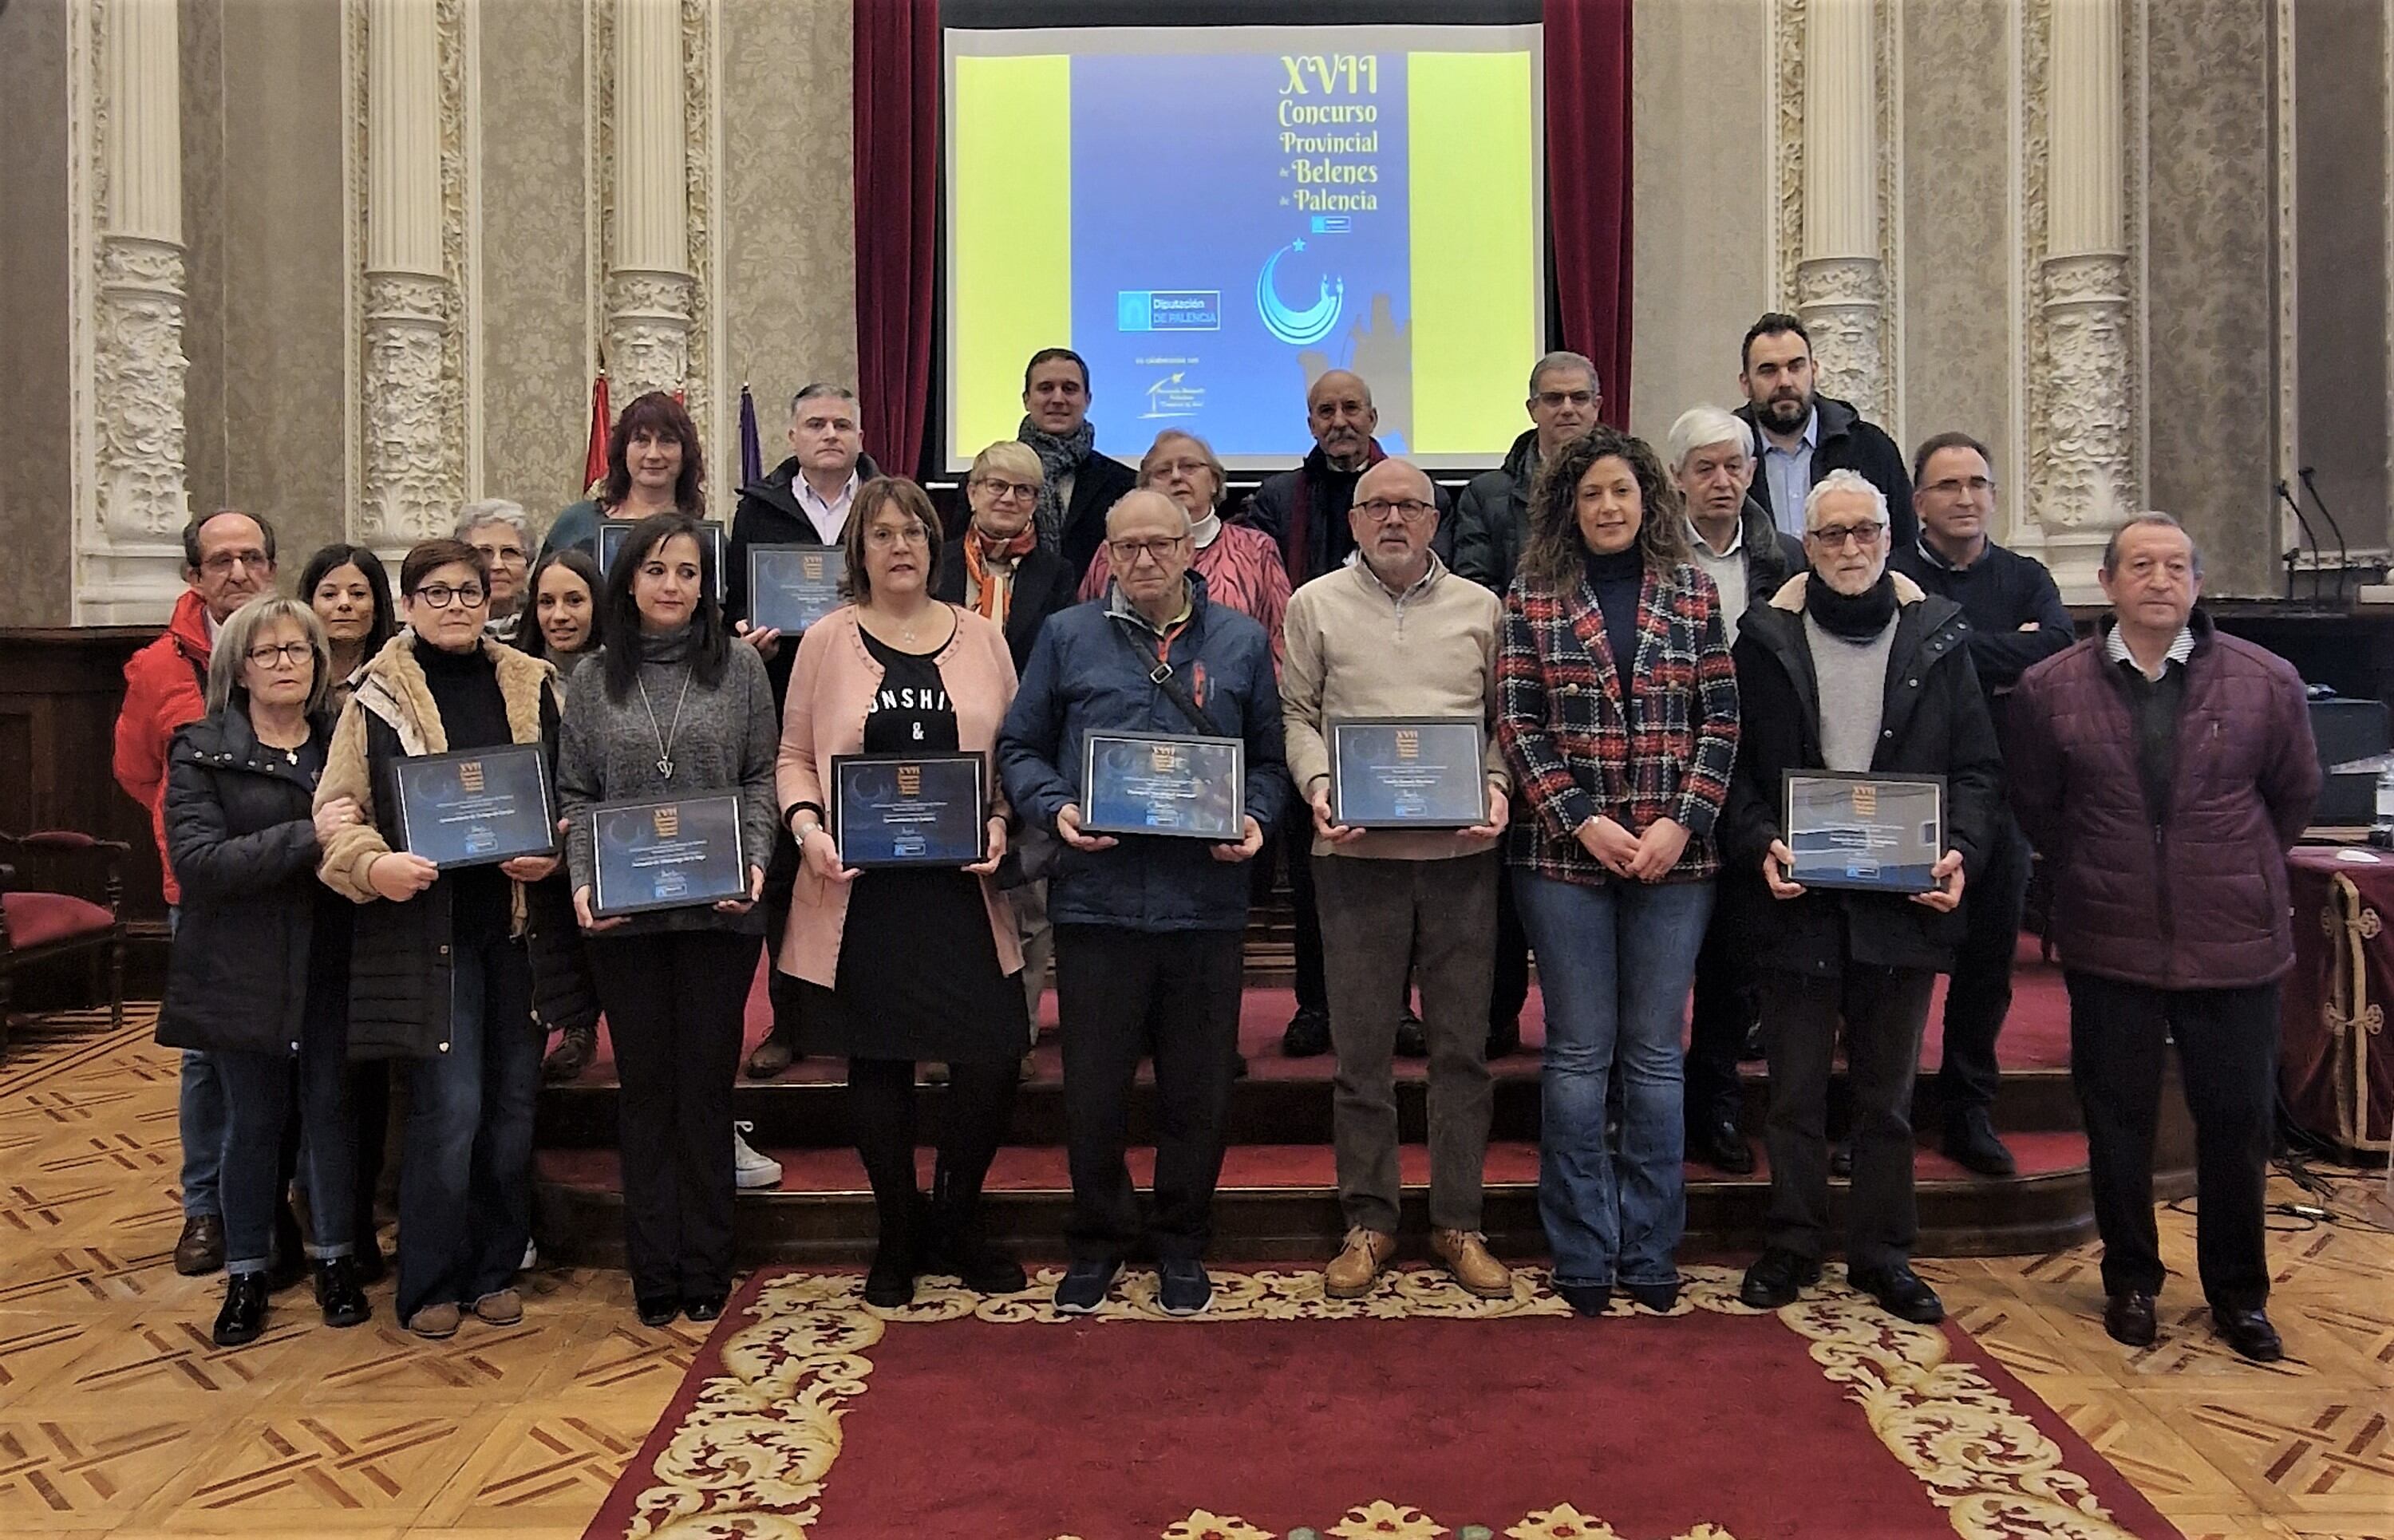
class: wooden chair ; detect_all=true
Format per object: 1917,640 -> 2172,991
0,829 -> 130,1058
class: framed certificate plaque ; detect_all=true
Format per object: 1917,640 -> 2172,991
747,544 -> 846,635
597,519 -> 727,600
1328,717 -> 1488,829
1780,771 -> 1946,894
831,752 -> 988,867
591,793 -> 749,916
1079,730 -> 1245,840
391,744 -> 556,870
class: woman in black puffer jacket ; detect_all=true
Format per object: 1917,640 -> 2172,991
161,595 -> 370,1348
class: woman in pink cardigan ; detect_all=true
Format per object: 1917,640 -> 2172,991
775,478 -> 1029,1309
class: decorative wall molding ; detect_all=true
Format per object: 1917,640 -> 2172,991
70,0 -> 192,626
2273,0 -> 2299,553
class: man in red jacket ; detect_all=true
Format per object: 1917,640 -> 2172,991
113,507 -> 278,1276
2008,514 -> 2320,1362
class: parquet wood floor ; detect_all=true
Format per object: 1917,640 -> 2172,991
1,1005 -> 2385,1538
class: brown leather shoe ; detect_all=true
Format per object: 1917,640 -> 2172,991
743,1033 -> 797,1080
1322,1227 -> 1397,1298
471,1288 -> 523,1325
174,1213 -> 225,1276
408,1301 -> 462,1340
1432,1229 -> 1513,1299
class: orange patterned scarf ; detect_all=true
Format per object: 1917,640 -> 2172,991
963,524 -> 1039,627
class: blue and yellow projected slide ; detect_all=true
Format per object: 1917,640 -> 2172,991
943,26 -> 1545,471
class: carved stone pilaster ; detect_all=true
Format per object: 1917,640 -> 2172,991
606,270 -> 694,405
361,273 -> 462,546
2035,253 -> 2135,531
1796,256 -> 1888,420
93,237 -> 190,547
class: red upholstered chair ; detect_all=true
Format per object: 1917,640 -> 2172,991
0,829 -> 130,1057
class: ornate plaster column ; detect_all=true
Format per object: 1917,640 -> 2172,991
359,0 -> 463,555
74,0 -> 192,624
1795,0 -> 1888,422
2033,0 -> 2136,598
606,0 -> 694,402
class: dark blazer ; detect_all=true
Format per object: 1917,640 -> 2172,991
1054,452 -> 1140,586
1736,394 -> 1918,547
933,537 -> 1076,673
2008,611 -> 2321,990
1719,574 -> 2003,976
159,705 -> 346,1056
726,452 -> 883,706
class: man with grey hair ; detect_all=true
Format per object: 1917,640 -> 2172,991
727,383 -> 879,1080
2007,513 -> 2318,1362
1668,405 -> 1804,1174
1446,349 -> 1600,1058
456,500 -> 533,640
1721,468 -> 2002,1325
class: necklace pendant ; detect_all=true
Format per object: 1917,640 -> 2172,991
657,757 -> 674,780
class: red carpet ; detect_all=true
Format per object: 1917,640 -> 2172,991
583,1264 -> 2178,1540
558,932 -> 2074,1086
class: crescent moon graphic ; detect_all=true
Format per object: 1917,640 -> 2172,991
1255,241 -> 1344,347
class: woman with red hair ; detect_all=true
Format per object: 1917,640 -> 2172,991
537,392 -> 707,567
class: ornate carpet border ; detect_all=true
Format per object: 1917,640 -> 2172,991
587,1265 -> 2174,1540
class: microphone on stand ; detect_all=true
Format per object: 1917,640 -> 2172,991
2297,466 -> 2351,602
2275,480 -> 2321,602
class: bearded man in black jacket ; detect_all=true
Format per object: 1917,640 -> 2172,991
1735,314 -> 1917,548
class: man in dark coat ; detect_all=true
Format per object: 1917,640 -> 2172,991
2008,515 -> 2320,1362
724,382 -> 876,1080
1720,469 -> 2002,1326
1888,432 -> 2076,1177
1666,406 -> 1806,1173
1242,369 -> 1451,1059
1736,313 -> 1917,547
1017,347 -> 1139,584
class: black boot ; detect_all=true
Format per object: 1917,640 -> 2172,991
863,1191 -> 924,1309
543,1022 -> 598,1084
933,1165 -> 1025,1296
314,1256 -> 372,1328
214,1273 -> 270,1347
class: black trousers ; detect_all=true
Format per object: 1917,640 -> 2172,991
2064,971 -> 2277,1312
1936,815 -> 2033,1116
1056,924 -> 1242,1262
589,929 -> 761,1301
1685,899 -> 1759,1131
1281,833 -> 1329,1016
847,1056 -> 1019,1246
759,827 -> 806,1043
349,1063 -> 391,1255
1491,862 -> 1531,1032
1760,965 -> 1937,1272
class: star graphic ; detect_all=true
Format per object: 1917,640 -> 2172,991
1293,239 -> 1306,251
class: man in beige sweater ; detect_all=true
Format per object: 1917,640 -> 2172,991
1281,457 -> 1515,1300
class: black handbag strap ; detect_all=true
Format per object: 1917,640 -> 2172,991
1110,614 -> 1219,737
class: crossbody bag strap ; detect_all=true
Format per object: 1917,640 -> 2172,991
1109,614 -> 1218,737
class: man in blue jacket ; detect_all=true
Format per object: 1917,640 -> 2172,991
999,489 -> 1288,1318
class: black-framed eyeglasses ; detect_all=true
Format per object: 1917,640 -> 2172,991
974,477 -> 1041,503
246,642 -> 312,668
1807,522 -> 1887,549
1923,476 -> 1997,497
413,582 -> 487,609
1108,535 -> 1187,565
1357,498 -> 1436,524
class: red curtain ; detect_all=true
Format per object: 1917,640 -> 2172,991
1544,0 -> 1634,425
853,0 -> 940,476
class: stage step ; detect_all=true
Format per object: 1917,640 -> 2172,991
532,1131 -> 2149,1265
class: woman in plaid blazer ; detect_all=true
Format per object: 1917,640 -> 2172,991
1495,427 -> 1740,1317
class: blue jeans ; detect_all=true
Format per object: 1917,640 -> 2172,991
396,935 -> 539,1323
1512,871 -> 1714,1289
168,906 -> 229,1219
215,998 -> 356,1276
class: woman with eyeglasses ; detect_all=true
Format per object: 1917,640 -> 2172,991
1077,429 -> 1291,666
555,513 -> 780,1328
538,393 -> 707,565
313,539 -> 566,1341
779,477 -> 1029,1308
1495,426 -> 1740,1318
162,596 -> 368,1345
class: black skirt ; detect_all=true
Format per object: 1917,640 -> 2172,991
796,866 -> 1027,1064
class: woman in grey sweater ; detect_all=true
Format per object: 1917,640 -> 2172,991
555,513 -> 778,1328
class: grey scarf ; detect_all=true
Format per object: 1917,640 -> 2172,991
1018,415 -> 1096,554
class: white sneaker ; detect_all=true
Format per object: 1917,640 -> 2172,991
521,1239 -> 538,1270
733,1122 -> 782,1191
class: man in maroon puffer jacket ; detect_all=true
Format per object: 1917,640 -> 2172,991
2008,514 -> 2320,1363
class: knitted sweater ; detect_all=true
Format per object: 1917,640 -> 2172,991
555,626 -> 780,934
1280,554 -> 1509,862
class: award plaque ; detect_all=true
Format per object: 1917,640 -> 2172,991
747,544 -> 847,635
1781,771 -> 1946,894
831,752 -> 988,867
391,744 -> 556,870
1328,717 -> 1489,829
1080,730 -> 1245,839
591,793 -> 749,916
597,519 -> 728,599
